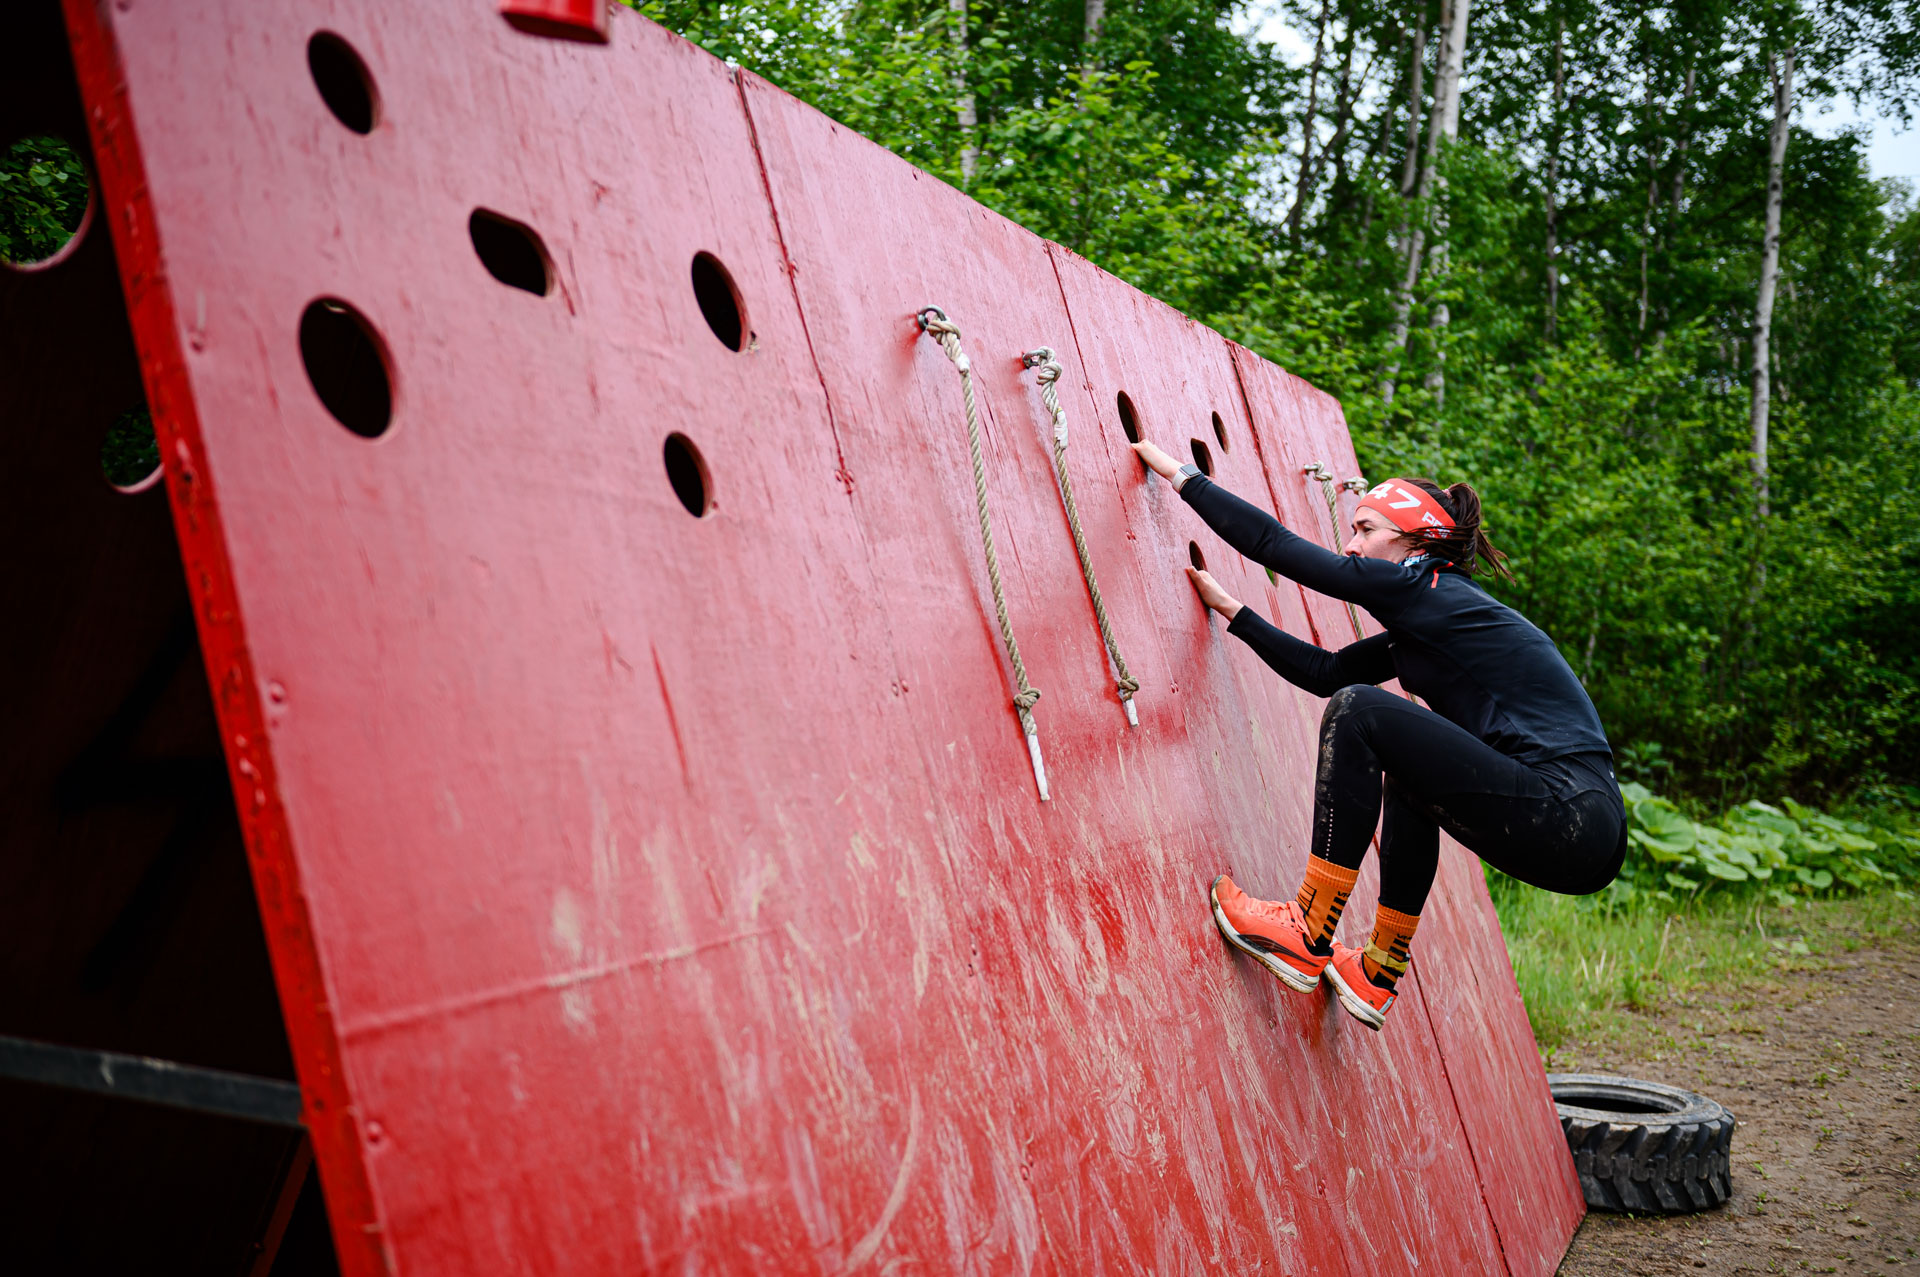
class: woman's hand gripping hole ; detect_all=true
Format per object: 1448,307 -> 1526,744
1187,567 -> 1242,622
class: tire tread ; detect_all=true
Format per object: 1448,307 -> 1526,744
1549,1074 -> 1734,1215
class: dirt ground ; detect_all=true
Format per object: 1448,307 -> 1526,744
1553,931 -> 1920,1275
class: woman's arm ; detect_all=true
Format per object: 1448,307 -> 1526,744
1187,565 -> 1395,696
1229,613 -> 1396,697
1130,441 -> 1404,609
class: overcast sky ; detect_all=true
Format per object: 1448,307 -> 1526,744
1807,99 -> 1918,182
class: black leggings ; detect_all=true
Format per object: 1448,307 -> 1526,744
1313,685 -> 1627,914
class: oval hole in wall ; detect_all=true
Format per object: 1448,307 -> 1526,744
308,32 -> 378,135
1212,410 -> 1229,452
1189,541 -> 1206,571
101,406 -> 162,493
691,252 -> 747,351
469,209 -> 550,295
1,135 -> 92,269
1116,391 -> 1141,444
1190,438 -> 1214,477
664,433 -> 710,516
299,298 -> 393,438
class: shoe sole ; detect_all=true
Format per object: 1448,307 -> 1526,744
1209,880 -> 1322,994
1322,960 -> 1389,1031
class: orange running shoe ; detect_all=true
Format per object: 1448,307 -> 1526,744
1324,942 -> 1396,1031
1209,875 -> 1330,993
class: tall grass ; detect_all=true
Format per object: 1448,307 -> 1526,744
1485,871 -> 1918,1054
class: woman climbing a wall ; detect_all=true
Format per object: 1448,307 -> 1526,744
1130,439 -> 1625,1031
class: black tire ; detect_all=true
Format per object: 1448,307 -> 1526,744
1547,1073 -> 1735,1214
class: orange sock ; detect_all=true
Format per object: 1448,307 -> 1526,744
1361,906 -> 1420,989
1296,857 -> 1359,951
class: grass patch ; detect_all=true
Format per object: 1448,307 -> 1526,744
1486,872 -> 1918,1055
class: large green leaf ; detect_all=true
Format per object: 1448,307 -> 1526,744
1733,802 -> 1800,839
1632,800 -> 1696,854
1746,834 -> 1787,865
1629,828 -> 1694,863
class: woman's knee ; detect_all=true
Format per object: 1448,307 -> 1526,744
1320,683 -> 1394,730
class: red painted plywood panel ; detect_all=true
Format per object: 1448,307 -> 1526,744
740,77 -> 1312,1273
1415,842 -> 1588,1277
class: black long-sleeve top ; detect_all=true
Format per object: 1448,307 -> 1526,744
1181,474 -> 1612,768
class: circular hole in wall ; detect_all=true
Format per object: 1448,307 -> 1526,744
469,209 -> 551,295
1,135 -> 92,269
101,406 -> 162,492
1190,438 -> 1214,477
691,252 -> 746,351
1212,410 -> 1229,452
664,433 -> 710,516
1116,391 -> 1141,444
308,32 -> 378,135
299,298 -> 393,438
1188,541 -> 1207,571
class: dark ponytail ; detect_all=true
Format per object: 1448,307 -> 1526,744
1401,478 -> 1512,581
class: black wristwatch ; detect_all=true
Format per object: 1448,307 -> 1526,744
1173,463 -> 1204,490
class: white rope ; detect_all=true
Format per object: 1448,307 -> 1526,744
916,307 -> 1049,801
1022,346 -> 1139,728
1304,461 -> 1368,640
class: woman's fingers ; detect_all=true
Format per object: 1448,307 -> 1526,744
1130,439 -> 1181,480
1185,566 -> 1241,617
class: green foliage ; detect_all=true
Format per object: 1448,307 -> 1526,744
1605,779 -> 1920,907
0,135 -> 89,265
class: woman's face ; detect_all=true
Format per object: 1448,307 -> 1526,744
1344,508 -> 1413,562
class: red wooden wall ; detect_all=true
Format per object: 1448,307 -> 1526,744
58,0 -> 1583,1271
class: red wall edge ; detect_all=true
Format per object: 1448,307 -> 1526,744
58,2 -> 390,1272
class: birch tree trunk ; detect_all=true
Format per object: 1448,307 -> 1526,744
1297,34 -> 1372,228
1351,31 -> 1405,255
1398,20 -> 1427,198
1084,0 -> 1105,67
950,0 -> 977,186
1379,7 -> 1433,404
1671,65 -> 1697,212
1751,48 -> 1794,519
1655,62 -> 1697,348
1544,15 -> 1565,342
1420,0 -> 1474,409
1289,0 -> 1331,240
1636,133 -> 1661,359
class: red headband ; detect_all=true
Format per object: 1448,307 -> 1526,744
1357,479 -> 1455,536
